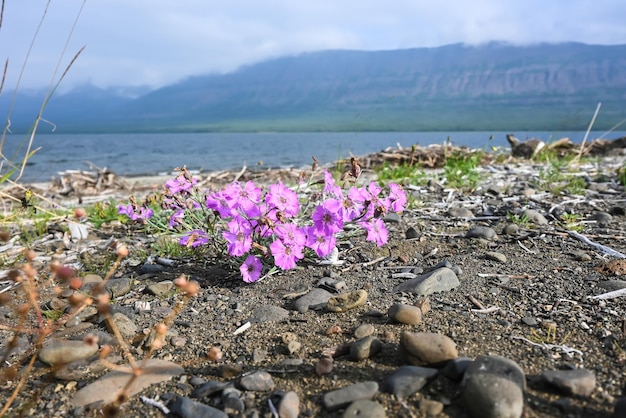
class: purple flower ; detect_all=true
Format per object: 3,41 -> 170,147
206,190 -> 234,218
361,218 -> 389,246
179,229 -> 210,247
223,217 -> 253,256
388,183 -> 407,213
224,181 -> 262,213
118,204 -> 153,221
239,255 -> 263,283
169,209 -> 185,228
118,204 -> 135,217
305,226 -> 336,258
323,170 -> 343,198
270,238 -> 304,270
312,198 -> 344,235
266,181 -> 299,217
165,175 -> 197,195
274,223 -> 306,247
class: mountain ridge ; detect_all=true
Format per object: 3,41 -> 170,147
2,42 -> 625,133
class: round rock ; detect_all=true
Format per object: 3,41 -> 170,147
388,303 -> 422,325
399,331 -> 458,366
39,339 -> 99,366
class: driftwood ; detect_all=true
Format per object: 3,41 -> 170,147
51,168 -> 129,197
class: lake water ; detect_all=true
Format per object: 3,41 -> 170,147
2,131 -> 624,183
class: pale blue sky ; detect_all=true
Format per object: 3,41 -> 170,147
1,0 -> 624,90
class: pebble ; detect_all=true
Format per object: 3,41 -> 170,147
317,277 -> 347,293
168,396 -> 228,418
399,331 -> 458,366
192,380 -> 233,399
522,209 -> 548,225
38,339 -> 99,366
462,355 -> 526,418
383,365 -> 438,399
590,211 -> 613,226
139,263 -> 165,275
419,399 -> 444,416
107,312 -> 139,341
393,267 -> 460,295
442,357 -> 474,380
316,357 -> 334,375
294,288 -> 333,313
72,359 -> 184,407
323,381 -> 379,411
485,251 -> 507,263
448,207 -> 474,218
349,336 -> 383,361
342,399 -> 387,418
353,323 -> 375,339
146,280 -> 174,297
251,305 -> 289,322
239,370 -> 275,391
327,290 -> 368,312
405,227 -> 420,239
387,303 -> 422,325
597,280 -> 626,291
465,226 -> 497,240
105,277 -> 132,297
541,368 -> 596,396
278,391 -> 300,418
502,223 -> 519,235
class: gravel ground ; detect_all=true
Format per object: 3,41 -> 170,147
1,152 -> 626,417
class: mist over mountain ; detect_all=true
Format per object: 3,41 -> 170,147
2,42 -> 625,133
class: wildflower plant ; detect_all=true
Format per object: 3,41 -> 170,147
118,164 -> 407,283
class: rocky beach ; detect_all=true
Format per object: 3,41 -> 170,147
1,142 -> 626,417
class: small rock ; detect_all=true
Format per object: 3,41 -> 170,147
415,298 -> 431,315
448,207 -> 474,218
393,267 -> 459,296
521,316 -> 538,327
590,211 -> 612,226
388,303 -> 422,325
220,364 -> 243,379
384,213 -> 401,223
168,396 -> 228,418
354,323 -> 375,339
597,280 -> 626,291
317,277 -> 346,293
315,357 -> 334,375
327,290 -> 368,313
146,280 -> 174,297
542,368 -> 596,396
383,365 -> 438,399
278,391 -> 300,418
465,226 -> 497,240
107,312 -> 139,341
191,380 -> 232,399
323,381 -> 379,411
294,288 -> 333,313
252,348 -> 267,363
485,251 -> 507,263
442,357 -> 474,380
251,305 -> 289,322
399,331 -> 458,366
419,399 -> 444,417
105,277 -> 132,297
239,370 -> 275,391
522,209 -> 548,225
405,227 -> 420,239
287,340 -> 301,355
342,399 -> 387,418
39,339 -> 99,366
349,336 -> 383,361
139,263 -> 165,275
502,223 -> 519,235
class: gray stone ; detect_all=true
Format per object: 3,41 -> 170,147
323,381 -> 379,411
597,280 -> 626,291
239,370 -> 275,391
294,288 -> 333,313
107,312 -> 138,341
105,277 -> 132,297
419,399 -> 444,416
38,339 -> 99,366
442,356 -> 474,380
464,355 -> 526,391
191,380 -> 233,399
73,359 -> 183,407
384,212 -> 401,223
448,207 -> 473,218
388,303 -> 422,325
251,305 -> 289,323
168,396 -> 228,418
405,227 -> 420,239
590,211 -> 612,226
317,277 -> 346,293
465,226 -> 497,240
342,399 -> 387,418
383,365 -> 438,399
463,373 -> 524,418
399,331 -> 458,366
349,336 -> 383,361
485,251 -> 507,263
393,267 -> 459,296
146,280 -> 174,297
502,223 -> 519,235
354,323 -> 376,339
542,368 -> 596,396
522,209 -> 548,225
278,391 -> 300,418
139,263 -> 165,274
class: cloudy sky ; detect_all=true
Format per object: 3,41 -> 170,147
1,0 -> 624,90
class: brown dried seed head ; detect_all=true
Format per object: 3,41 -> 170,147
0,293 -> 11,306
100,344 -> 112,359
173,275 -> 188,288
68,277 -> 83,290
155,323 -> 167,335
84,333 -> 99,346
16,303 -> 30,316
184,280 -> 200,296
151,338 -> 163,351
22,263 -> 37,278
55,266 -> 75,281
7,269 -> 21,282
23,249 -> 36,262
116,245 -> 129,258
74,208 -> 86,219
207,346 -> 223,361
69,292 -> 86,307
0,230 -> 10,242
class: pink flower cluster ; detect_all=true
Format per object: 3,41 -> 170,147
120,170 -> 406,283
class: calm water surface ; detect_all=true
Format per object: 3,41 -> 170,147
2,131 -> 624,182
